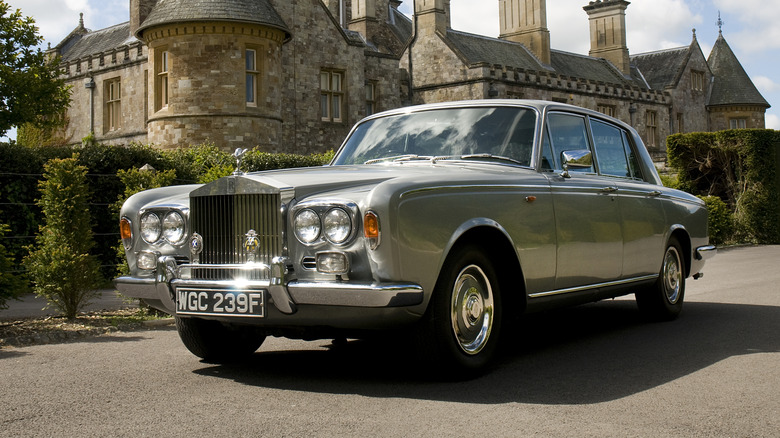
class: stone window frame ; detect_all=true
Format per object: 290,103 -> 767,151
365,80 -> 377,116
676,112 -> 684,134
321,69 -> 345,123
103,77 -> 121,133
597,104 -> 616,118
691,70 -> 705,92
646,110 -> 658,147
246,47 -> 259,107
155,48 -> 169,112
729,118 -> 747,129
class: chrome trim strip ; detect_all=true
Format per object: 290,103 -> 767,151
528,275 -> 658,299
401,184 -> 550,199
288,281 -> 424,307
695,245 -> 717,261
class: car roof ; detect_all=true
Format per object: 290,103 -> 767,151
364,99 -> 630,130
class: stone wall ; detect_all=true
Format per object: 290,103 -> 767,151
709,106 -> 769,131
274,0 -> 385,155
60,42 -> 149,145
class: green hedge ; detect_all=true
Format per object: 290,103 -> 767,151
0,142 -> 333,285
667,129 -> 780,244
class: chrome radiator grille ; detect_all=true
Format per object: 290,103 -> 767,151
190,193 -> 282,280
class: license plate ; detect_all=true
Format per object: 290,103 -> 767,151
176,288 -> 265,318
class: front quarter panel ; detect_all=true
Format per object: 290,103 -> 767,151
370,169 -> 557,307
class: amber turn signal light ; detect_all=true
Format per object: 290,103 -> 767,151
363,211 -> 380,250
120,218 -> 133,249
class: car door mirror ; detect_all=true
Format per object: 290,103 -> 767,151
560,149 -> 593,178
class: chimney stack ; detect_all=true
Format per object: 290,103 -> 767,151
583,0 -> 631,75
415,0 -> 451,36
499,0 -> 551,65
130,0 -> 158,37
350,0 -> 377,37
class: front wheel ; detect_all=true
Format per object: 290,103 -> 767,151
415,245 -> 502,377
175,317 -> 266,363
636,237 -> 686,321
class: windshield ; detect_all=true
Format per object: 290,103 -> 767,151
332,107 -> 538,166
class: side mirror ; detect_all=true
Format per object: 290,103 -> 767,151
560,149 -> 593,178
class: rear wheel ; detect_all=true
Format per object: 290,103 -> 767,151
416,245 -> 502,377
175,317 -> 265,363
636,237 -> 686,321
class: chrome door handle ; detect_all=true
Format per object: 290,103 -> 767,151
648,190 -> 662,197
600,186 -> 618,193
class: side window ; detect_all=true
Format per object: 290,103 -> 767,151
622,130 -> 643,180
546,113 -> 593,173
591,119 -> 630,178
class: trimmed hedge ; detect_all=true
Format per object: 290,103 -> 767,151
0,142 -> 333,284
667,130 -> 780,244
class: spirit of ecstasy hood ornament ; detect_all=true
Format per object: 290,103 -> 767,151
233,148 -> 247,175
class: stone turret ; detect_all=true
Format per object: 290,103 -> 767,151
583,0 -> 631,75
498,0 -> 551,65
134,0 -> 291,149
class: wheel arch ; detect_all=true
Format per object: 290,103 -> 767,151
669,226 -> 693,278
439,223 -> 528,317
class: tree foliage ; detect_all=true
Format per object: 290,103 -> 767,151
0,1 -> 70,137
24,155 -> 101,318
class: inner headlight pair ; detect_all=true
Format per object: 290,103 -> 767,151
294,207 -> 353,245
140,210 -> 186,245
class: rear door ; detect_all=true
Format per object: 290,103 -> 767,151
589,118 -> 666,278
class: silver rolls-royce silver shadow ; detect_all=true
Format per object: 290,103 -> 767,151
115,100 -> 715,374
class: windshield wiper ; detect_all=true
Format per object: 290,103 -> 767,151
364,154 -> 433,164
458,154 -> 527,166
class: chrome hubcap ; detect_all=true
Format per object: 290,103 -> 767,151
451,265 -> 494,355
663,246 -> 682,304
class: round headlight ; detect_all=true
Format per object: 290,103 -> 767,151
163,211 -> 186,244
140,212 -> 162,243
294,209 -> 321,243
323,208 -> 352,244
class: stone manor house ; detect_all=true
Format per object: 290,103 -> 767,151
49,0 -> 770,160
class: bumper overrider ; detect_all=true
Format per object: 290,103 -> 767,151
114,256 -> 424,327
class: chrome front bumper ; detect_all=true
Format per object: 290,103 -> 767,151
114,256 -> 424,316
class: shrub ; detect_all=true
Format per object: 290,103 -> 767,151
698,195 -> 734,246
24,155 -> 102,318
667,130 -> 780,244
0,219 -> 26,308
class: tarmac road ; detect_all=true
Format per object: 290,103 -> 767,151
1,246 -> 778,437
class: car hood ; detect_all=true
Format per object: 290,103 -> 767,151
191,162 -> 543,202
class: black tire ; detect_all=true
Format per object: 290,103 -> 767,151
636,237 -> 686,321
175,317 -> 265,363
415,244 -> 502,377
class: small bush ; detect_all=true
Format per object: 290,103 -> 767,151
24,155 -> 102,318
